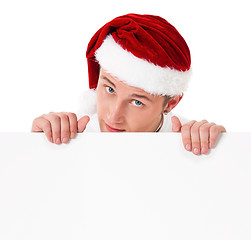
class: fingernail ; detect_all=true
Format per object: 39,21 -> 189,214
62,137 -> 69,143
193,148 -> 200,155
201,147 -> 208,154
70,132 -> 75,138
186,144 -> 191,151
55,138 -> 61,144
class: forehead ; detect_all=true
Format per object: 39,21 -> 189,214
100,68 -> 155,96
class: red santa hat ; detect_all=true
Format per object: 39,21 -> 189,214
78,13 -> 192,115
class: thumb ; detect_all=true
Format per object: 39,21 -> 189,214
77,115 -> 90,132
171,116 -> 182,132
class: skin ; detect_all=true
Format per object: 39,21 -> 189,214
97,68 -> 173,132
31,68 -> 226,155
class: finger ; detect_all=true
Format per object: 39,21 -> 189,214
171,116 -> 182,132
58,113 -> 71,144
31,117 -> 44,132
181,120 -> 197,151
67,113 -> 78,139
190,120 -> 208,155
209,125 -> 226,148
32,117 -> 53,143
44,114 -> 62,144
199,122 -> 216,154
77,115 -> 90,133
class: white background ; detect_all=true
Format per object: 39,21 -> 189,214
1,132 -> 251,239
0,0 -> 250,132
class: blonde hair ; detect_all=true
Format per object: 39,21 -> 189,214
162,95 -> 172,108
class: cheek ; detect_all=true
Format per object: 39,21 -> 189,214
126,108 -> 160,131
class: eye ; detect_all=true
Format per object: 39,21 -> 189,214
132,100 -> 143,107
105,86 -> 115,94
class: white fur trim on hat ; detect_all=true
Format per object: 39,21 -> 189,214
77,89 -> 97,117
95,35 -> 192,96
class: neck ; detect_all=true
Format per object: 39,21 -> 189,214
155,114 -> 164,132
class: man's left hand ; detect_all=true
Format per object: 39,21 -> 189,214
171,116 -> 226,155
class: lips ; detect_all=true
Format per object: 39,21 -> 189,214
105,123 -> 125,132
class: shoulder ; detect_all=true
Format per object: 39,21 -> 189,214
77,113 -> 100,132
160,112 -> 190,132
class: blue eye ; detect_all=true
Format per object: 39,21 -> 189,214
132,100 -> 143,107
106,86 -> 115,94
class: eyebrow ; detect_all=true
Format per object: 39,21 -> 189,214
101,75 -> 152,102
101,75 -> 116,89
131,93 -> 152,102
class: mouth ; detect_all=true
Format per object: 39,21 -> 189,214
105,123 -> 125,132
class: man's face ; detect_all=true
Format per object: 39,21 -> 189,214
96,68 -> 166,132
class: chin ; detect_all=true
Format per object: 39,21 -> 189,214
99,119 -> 126,132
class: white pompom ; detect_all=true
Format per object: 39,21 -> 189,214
76,89 -> 97,118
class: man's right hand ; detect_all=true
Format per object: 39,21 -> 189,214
31,112 -> 90,144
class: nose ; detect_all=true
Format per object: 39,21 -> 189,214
107,99 -> 125,124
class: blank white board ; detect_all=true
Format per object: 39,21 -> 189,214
0,132 -> 251,240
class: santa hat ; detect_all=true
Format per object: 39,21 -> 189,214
78,13 -> 192,115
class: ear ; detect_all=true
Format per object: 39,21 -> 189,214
164,93 -> 183,113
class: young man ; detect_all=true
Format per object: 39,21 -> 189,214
31,13 -> 226,155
